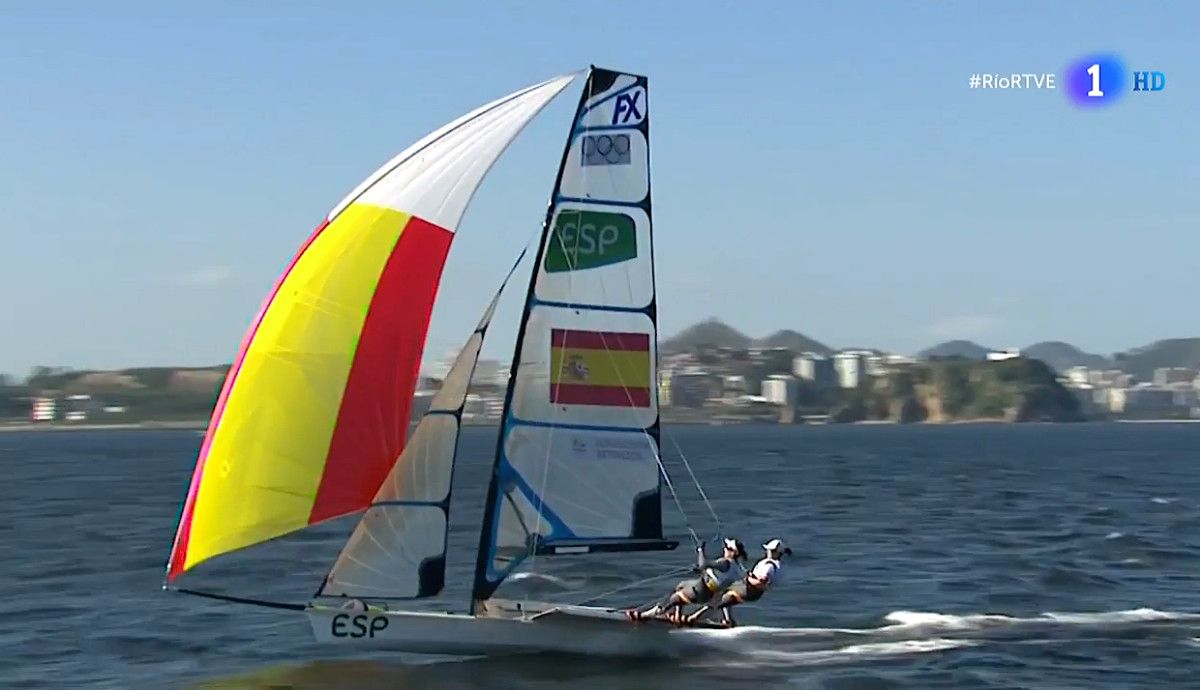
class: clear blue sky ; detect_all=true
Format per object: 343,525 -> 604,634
2,1 -> 1197,379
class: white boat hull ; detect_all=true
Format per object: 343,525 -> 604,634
307,598 -> 697,657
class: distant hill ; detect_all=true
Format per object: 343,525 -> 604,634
661,319 -> 751,352
1114,337 -> 1200,381
1022,341 -> 1111,373
918,340 -> 991,360
756,329 -> 833,354
660,319 -> 831,354
12,365 -> 230,422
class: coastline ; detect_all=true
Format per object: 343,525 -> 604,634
3,417 -> 1199,433
0,421 -> 209,433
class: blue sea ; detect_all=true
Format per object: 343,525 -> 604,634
2,423 -> 1198,689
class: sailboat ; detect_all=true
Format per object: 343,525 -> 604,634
165,66 -> 723,657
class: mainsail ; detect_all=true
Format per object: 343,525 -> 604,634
471,67 -> 676,607
165,73 -> 578,582
315,248 -> 526,600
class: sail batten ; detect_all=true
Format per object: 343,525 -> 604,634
471,67 -> 674,608
166,73 -> 577,583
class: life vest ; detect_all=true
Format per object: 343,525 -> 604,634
746,557 -> 780,589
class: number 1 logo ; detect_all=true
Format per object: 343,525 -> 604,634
1063,53 -> 1125,108
1087,63 -> 1103,97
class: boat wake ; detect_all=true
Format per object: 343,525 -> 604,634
677,607 -> 1200,667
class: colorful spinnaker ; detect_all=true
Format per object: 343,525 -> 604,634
165,73 -> 577,582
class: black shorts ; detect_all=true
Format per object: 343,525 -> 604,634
675,578 -> 718,605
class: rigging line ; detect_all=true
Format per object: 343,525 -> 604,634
550,191 -> 701,546
558,123 -> 708,548
522,70 -> 604,601
539,565 -> 692,616
583,264 -> 701,547
575,565 -> 692,606
663,429 -> 721,539
168,587 -> 306,612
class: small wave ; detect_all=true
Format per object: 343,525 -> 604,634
1105,531 -> 1125,540
1151,497 -> 1178,505
1040,563 -> 1124,589
688,607 -> 1200,643
881,610 -> 1016,631
881,607 -> 1200,633
719,638 -> 977,667
1040,608 -> 1200,624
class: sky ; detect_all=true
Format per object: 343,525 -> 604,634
1,1 -> 1197,379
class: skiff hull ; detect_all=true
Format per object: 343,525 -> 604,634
307,598 -> 713,657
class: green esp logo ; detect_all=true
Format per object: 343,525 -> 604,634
544,210 -> 637,273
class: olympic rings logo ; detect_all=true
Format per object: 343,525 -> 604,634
581,134 -> 631,166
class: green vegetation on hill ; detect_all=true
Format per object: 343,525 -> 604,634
1023,341 -> 1111,373
15,365 -> 230,422
830,357 -> 1082,424
1114,338 -> 1200,381
756,329 -> 833,355
661,318 -> 752,352
917,340 -> 991,360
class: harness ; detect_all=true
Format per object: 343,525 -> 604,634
700,557 -> 739,592
746,557 -> 780,590
701,567 -> 722,592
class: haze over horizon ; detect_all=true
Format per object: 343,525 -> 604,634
2,2 -> 1197,379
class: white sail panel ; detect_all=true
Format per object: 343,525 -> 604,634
322,505 -> 448,599
557,130 -> 649,203
328,73 -> 578,229
577,77 -> 644,128
535,202 -> 653,309
511,305 -> 657,429
505,425 -> 658,535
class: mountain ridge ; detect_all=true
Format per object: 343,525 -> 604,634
659,318 -> 832,354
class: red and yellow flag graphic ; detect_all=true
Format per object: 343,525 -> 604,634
549,329 -> 652,407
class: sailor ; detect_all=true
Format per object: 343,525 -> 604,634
684,537 -> 792,628
625,538 -> 747,624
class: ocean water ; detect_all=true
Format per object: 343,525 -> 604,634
2,423 -> 1199,689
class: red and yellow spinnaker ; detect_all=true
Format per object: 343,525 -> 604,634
167,204 -> 451,580
163,72 -> 578,582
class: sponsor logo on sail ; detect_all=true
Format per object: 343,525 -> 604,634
612,90 -> 644,125
544,210 -> 637,273
567,433 -> 648,462
570,437 -> 588,456
581,133 -> 630,166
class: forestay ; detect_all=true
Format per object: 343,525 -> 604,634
165,73 -> 577,583
472,67 -> 676,608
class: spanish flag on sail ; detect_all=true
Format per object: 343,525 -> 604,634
549,329 -> 651,407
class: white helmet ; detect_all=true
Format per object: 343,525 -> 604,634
762,538 -> 792,556
722,537 -> 747,560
